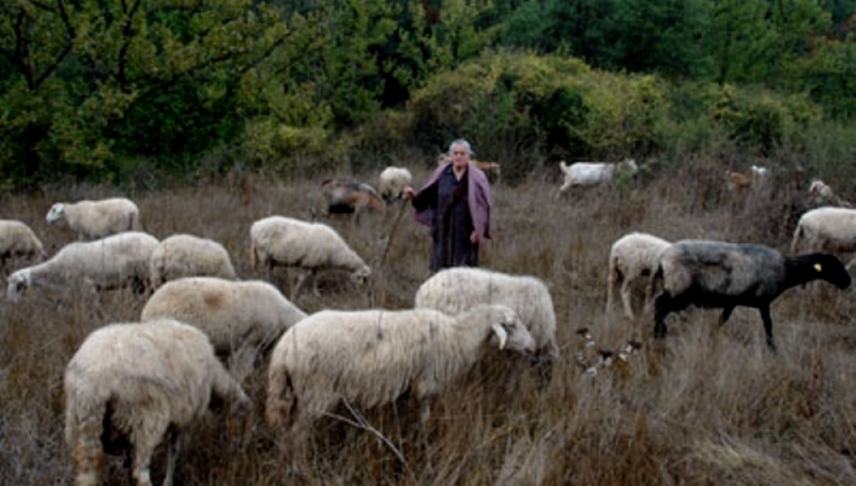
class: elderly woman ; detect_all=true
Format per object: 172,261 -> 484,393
404,139 -> 492,271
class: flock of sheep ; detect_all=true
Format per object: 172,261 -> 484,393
2,159 -> 854,485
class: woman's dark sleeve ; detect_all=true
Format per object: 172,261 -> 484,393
411,182 -> 437,211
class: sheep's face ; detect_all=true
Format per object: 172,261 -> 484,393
45,204 -> 65,224
813,254 -> 852,289
489,306 -> 536,356
350,266 -> 371,286
6,271 -> 30,302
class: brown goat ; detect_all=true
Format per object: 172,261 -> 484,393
320,178 -> 385,218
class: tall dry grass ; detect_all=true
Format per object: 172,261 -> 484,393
1,164 -> 855,485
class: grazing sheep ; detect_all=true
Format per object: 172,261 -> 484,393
148,234 -> 236,289
320,178 -> 385,216
64,319 -> 248,486
6,231 -> 158,302
652,239 -> 851,350
378,166 -> 413,202
808,180 -> 853,208
46,198 -> 140,240
414,267 -> 559,360
265,304 -> 535,441
606,232 -> 671,320
249,216 -> 371,300
557,158 -> 638,195
790,207 -> 856,261
0,219 -> 45,270
140,277 -> 307,379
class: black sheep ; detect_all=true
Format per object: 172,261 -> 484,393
652,240 -> 850,350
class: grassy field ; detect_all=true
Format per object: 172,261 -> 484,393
2,162 -> 856,485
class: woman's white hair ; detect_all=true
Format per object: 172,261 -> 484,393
448,138 -> 474,157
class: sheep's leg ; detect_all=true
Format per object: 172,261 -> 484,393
718,306 -> 735,327
291,270 -> 309,301
131,417 -> 169,486
310,270 -> 321,297
606,268 -> 618,316
620,278 -> 635,320
759,305 -> 776,352
162,426 -> 182,486
653,293 -> 673,338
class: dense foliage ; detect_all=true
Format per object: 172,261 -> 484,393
0,0 -> 853,188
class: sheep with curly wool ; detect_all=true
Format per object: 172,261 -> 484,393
0,219 -> 46,270
64,319 -> 248,486
607,232 -> 671,320
265,304 -> 535,443
414,267 -> 559,361
652,239 -> 850,350
140,277 -> 306,379
6,231 -> 158,302
378,166 -> 413,202
46,198 -> 140,240
557,158 -> 638,195
148,234 -> 236,289
790,207 -> 856,262
250,216 -> 371,300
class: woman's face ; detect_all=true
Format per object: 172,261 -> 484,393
450,144 -> 471,169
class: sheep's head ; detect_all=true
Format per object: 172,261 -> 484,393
45,203 -> 65,224
6,270 -> 31,302
809,253 -> 852,289
621,159 -> 639,174
350,265 -> 371,286
479,304 -> 535,356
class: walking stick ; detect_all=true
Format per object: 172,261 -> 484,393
372,199 -> 410,308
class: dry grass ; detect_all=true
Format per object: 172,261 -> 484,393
2,165 -> 856,485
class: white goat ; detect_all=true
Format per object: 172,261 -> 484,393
557,158 -> 638,195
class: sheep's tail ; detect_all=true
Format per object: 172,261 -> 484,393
65,386 -> 108,486
790,224 -> 803,254
265,363 -> 297,430
559,160 -> 570,174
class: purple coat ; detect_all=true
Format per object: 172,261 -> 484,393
414,162 -> 492,240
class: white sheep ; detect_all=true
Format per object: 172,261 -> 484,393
265,304 -> 535,442
249,216 -> 371,300
140,277 -> 307,379
0,219 -> 45,270
606,232 -> 671,320
652,239 -> 851,350
378,166 -> 413,202
46,197 -> 141,240
6,231 -> 158,302
808,179 -> 853,208
414,267 -> 559,361
148,234 -> 236,289
790,207 -> 856,264
64,319 -> 248,486
557,158 -> 638,195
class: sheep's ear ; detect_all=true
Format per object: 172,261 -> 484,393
814,263 -> 822,272
491,322 -> 507,350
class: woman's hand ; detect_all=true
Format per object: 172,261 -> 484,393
470,231 -> 480,244
402,186 -> 415,200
